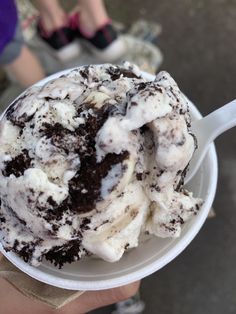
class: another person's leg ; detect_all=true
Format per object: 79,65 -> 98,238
35,0 -> 80,61
72,0 -> 126,61
34,0 -> 67,32
0,3 -> 44,88
35,0 -> 111,35
36,0 -> 125,62
78,0 -> 111,35
5,45 -> 45,88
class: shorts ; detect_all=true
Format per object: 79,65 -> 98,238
0,22 -> 24,65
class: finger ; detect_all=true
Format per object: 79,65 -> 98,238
60,281 -> 141,314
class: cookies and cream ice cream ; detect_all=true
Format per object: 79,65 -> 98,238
0,63 -> 202,267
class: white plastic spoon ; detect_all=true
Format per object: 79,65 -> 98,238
185,99 -> 236,183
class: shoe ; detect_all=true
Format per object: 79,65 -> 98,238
37,18 -> 81,62
112,295 -> 145,314
69,12 -> 126,62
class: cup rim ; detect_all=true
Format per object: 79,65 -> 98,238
0,67 -> 218,290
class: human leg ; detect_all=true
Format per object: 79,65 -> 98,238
35,0 -> 80,61
0,19 -> 44,88
35,0 -> 125,62
34,0 -> 67,32
77,0 -> 110,35
5,45 -> 45,88
70,0 -> 126,61
0,0 -> 45,87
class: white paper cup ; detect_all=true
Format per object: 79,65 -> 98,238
0,69 -> 218,290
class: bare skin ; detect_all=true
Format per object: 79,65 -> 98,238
0,278 -> 140,314
33,0 -> 68,31
35,0 -> 110,35
5,0 -> 111,87
5,46 -> 45,88
0,254 -> 140,314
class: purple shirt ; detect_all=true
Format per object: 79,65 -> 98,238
0,0 -> 18,53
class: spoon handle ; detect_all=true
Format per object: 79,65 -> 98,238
186,99 -> 236,184
192,99 -> 236,143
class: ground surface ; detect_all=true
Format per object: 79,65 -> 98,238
97,1 -> 236,313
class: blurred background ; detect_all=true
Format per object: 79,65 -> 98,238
1,1 -> 236,313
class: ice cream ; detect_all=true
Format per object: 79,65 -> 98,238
0,63 -> 202,267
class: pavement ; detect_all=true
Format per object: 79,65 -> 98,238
1,1 -> 236,314
102,2 -> 236,314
